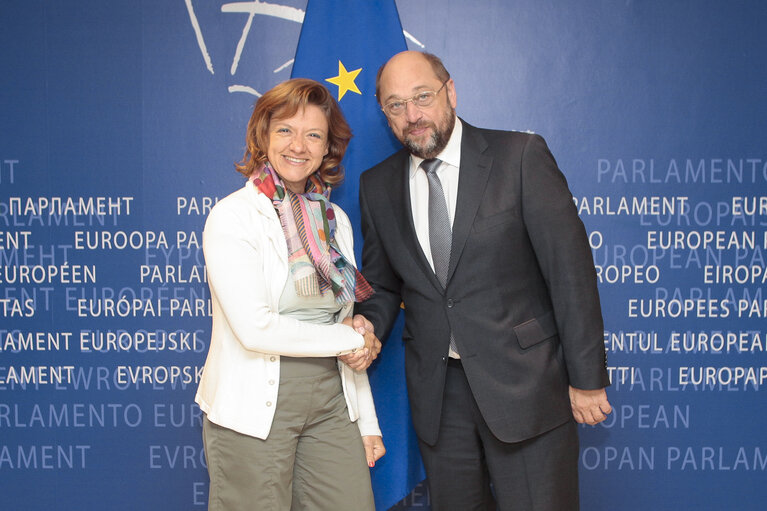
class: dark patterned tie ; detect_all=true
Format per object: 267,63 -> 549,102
421,158 -> 459,355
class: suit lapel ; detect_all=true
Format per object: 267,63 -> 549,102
385,151 -> 445,292
447,123 -> 492,283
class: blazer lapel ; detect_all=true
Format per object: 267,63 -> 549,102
447,123 -> 492,283
247,182 -> 289,262
385,151 -> 445,292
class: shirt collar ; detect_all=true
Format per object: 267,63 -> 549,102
409,117 -> 463,178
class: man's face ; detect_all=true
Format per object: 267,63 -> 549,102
378,53 -> 457,159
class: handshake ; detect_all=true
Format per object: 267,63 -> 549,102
339,314 -> 381,371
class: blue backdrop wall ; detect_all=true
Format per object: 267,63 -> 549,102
2,1 -> 766,509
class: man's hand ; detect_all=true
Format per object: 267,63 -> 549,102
569,386 -> 612,425
362,435 -> 386,467
339,314 -> 381,371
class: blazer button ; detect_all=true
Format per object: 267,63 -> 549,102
447,299 -> 454,308
266,401 -> 272,407
270,356 -> 276,362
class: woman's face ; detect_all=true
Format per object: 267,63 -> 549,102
267,104 -> 329,194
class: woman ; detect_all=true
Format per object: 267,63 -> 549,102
195,78 -> 384,510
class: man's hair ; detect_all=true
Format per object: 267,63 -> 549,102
375,52 -> 451,105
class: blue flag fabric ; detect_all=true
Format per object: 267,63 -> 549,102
291,1 -> 424,509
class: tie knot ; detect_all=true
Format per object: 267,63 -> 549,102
420,158 -> 442,175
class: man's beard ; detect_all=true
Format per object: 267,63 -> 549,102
401,108 -> 456,159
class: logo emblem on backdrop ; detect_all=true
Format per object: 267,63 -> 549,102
184,0 -> 423,97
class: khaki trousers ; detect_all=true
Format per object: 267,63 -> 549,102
203,359 -> 374,511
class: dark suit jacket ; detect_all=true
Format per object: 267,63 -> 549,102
357,120 -> 610,446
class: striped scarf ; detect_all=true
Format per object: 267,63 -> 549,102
251,162 -> 373,304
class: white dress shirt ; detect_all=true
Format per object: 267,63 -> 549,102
408,117 -> 463,268
408,118 -> 463,358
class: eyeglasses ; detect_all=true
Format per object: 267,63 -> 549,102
381,80 -> 448,116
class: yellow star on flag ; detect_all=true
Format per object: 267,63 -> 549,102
325,60 -> 362,100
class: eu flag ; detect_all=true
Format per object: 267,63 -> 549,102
291,1 -> 423,509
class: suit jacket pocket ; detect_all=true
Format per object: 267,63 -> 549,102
513,311 -> 558,349
472,208 -> 516,232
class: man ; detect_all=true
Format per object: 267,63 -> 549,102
355,51 -> 612,510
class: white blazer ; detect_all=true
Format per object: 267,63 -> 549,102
195,181 -> 381,439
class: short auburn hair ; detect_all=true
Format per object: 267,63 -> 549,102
236,78 -> 352,185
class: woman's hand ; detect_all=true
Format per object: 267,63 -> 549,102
362,435 -> 386,467
339,315 -> 381,371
